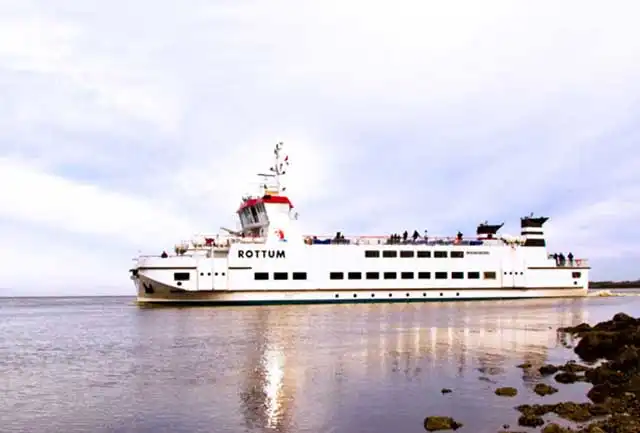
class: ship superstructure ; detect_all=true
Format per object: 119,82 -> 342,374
130,142 -> 590,305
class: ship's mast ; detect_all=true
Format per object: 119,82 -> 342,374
257,141 -> 289,195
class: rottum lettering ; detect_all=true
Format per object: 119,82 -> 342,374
238,249 -> 286,259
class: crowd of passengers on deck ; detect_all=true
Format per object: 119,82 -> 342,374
310,230 -> 482,246
551,252 -> 576,267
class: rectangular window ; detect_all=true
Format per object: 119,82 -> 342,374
451,272 -> 464,279
365,250 -> 380,258
418,271 -> 431,279
451,251 -> 464,258
174,272 -> 190,281
366,272 -> 379,279
484,271 -> 497,280
400,250 -> 414,258
273,272 -> 288,280
435,272 -> 447,279
383,272 -> 397,279
348,272 -> 362,280
467,271 -> 480,279
401,271 -> 414,279
330,272 -> 344,280
292,272 -> 307,280
572,272 -> 581,278
254,272 -> 269,280
434,251 -> 447,258
417,251 -> 431,258
382,250 -> 397,258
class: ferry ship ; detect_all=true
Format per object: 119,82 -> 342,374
130,142 -> 590,305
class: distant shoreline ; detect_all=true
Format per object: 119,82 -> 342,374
590,281 -> 640,289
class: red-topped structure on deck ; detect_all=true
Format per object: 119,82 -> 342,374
235,142 -> 297,239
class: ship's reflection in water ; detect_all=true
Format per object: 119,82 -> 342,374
2,296 -> 611,433
232,298 -> 589,433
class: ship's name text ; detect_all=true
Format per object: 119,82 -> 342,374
238,249 -> 286,259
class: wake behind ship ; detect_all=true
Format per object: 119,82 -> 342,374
129,142 -> 590,305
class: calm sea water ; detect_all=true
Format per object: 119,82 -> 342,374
1,292 -> 640,433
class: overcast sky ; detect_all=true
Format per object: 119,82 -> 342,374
1,0 -> 639,296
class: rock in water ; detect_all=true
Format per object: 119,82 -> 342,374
533,383 -> 558,396
423,416 -> 463,431
495,387 -> 518,397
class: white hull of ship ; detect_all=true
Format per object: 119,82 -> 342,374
134,277 -> 588,305
132,242 -> 590,305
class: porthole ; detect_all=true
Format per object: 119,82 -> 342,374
335,294 -> 339,298
389,293 -> 392,297
456,292 -> 460,296
215,272 -> 219,276
177,282 -> 182,286
371,293 -> 375,297
200,272 -> 204,276
406,292 -> 410,297
207,272 -> 211,276
574,281 -> 578,285
222,272 -> 225,276
440,292 -> 443,296
423,293 -> 427,297
353,293 -> 357,298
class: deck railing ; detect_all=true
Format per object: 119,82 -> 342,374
547,257 -> 589,268
302,235 -> 495,246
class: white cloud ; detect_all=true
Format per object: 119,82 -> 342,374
1,0 -> 640,294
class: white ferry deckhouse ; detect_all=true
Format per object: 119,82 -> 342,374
129,142 -> 590,305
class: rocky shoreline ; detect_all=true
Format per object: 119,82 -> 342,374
424,312 -> 640,433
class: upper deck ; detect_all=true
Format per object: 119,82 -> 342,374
136,232 -> 586,268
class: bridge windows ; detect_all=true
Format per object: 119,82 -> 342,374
451,272 -> 464,279
348,272 -> 362,280
383,271 -> 397,279
417,251 -> 431,258
418,272 -> 431,279
451,251 -> 464,258
174,272 -> 190,281
434,251 -> 447,258
400,250 -> 414,258
254,272 -> 269,280
365,250 -> 380,258
467,272 -> 480,279
435,272 -> 447,279
366,272 -> 379,279
330,272 -> 344,280
483,271 -> 497,279
382,250 -> 397,258
401,272 -> 414,279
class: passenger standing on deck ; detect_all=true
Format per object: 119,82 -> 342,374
402,230 -> 408,243
558,253 -> 566,266
567,252 -> 574,266
552,253 -> 558,266
412,230 -> 419,243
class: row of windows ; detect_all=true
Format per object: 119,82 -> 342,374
364,250 -> 464,258
329,271 -> 495,280
253,271 -> 497,280
254,272 -> 307,281
183,270 -> 579,282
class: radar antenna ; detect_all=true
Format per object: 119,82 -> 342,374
257,141 -> 289,194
